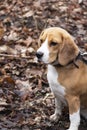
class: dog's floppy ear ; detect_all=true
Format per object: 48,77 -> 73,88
58,36 -> 79,66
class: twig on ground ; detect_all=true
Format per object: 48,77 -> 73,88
0,53 -> 31,59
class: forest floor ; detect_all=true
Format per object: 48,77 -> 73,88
0,0 -> 87,130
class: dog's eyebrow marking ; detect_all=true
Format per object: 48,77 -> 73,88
40,31 -> 44,36
38,37 -> 48,52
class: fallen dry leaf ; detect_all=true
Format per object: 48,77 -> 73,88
23,10 -> 34,18
0,45 -> 18,55
15,80 -> 34,101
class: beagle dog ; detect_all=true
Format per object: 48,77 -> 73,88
36,27 -> 87,130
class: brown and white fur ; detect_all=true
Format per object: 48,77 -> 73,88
36,27 -> 87,130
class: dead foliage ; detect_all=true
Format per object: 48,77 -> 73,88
0,0 -> 87,129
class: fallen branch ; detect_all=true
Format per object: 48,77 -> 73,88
0,53 -> 31,59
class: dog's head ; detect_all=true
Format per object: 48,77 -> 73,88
36,27 -> 79,66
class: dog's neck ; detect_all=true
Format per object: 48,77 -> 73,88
51,51 -> 87,69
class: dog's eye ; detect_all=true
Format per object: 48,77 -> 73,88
50,42 -> 57,46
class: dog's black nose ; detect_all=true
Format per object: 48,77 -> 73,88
36,52 -> 43,59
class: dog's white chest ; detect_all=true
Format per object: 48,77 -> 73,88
47,65 -> 65,98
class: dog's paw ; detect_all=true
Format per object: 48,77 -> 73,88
50,113 -> 60,122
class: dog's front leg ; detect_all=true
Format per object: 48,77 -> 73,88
50,97 -> 62,122
66,95 -> 80,130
